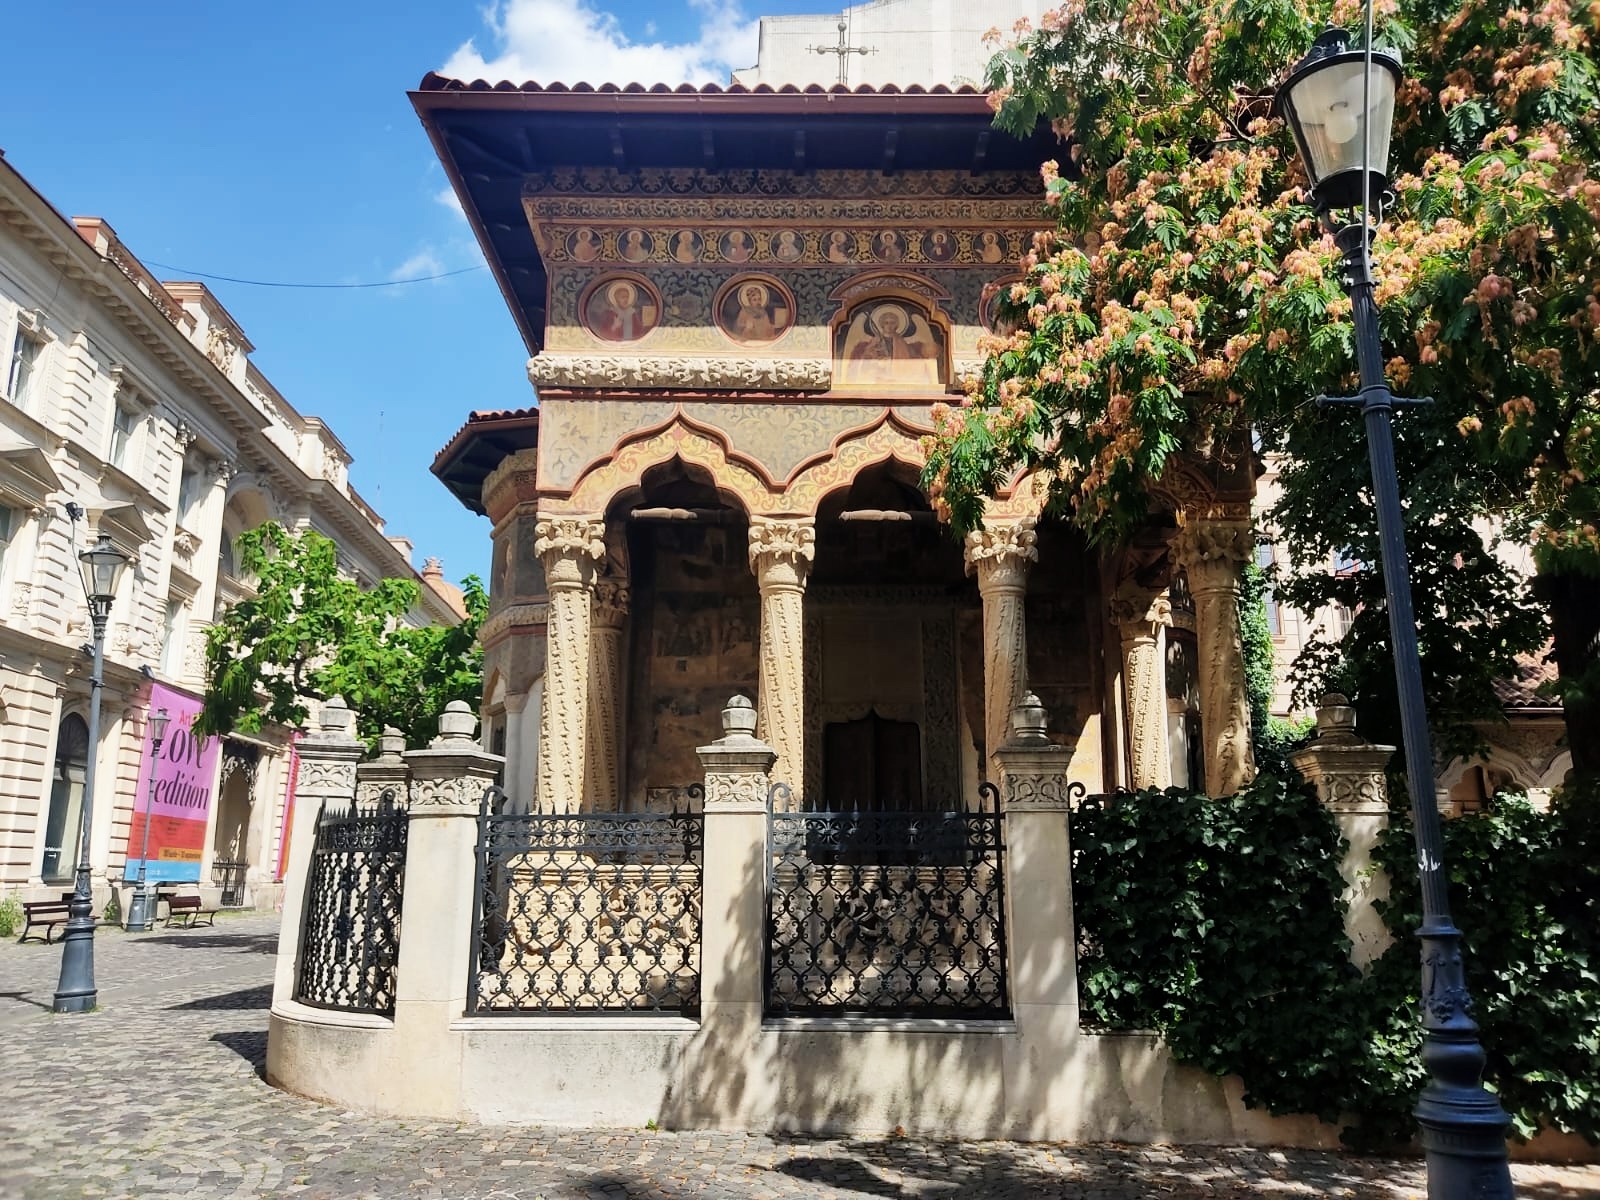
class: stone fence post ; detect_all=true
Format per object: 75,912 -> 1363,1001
396,701 -> 504,1045
1288,693 -> 1397,968
676,695 -> 775,1124
272,697 -> 362,1008
994,694 -> 1080,1022
355,726 -> 410,803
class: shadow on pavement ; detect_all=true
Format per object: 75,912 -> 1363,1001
774,1155 -> 925,1197
210,1029 -> 268,1078
0,989 -> 51,1013
168,983 -> 273,1010
137,931 -> 279,954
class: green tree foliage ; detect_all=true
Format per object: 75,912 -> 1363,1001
922,0 -> 1600,766
196,522 -> 486,748
1072,776 -> 1600,1146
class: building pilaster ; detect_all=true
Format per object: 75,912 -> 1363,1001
1171,516 -> 1257,796
748,517 -> 814,807
1109,582 -> 1172,790
534,515 -> 604,813
965,518 -> 1037,781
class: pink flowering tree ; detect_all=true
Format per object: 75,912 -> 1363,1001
924,0 -> 1600,768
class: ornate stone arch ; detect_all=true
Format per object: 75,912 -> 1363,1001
558,410 -> 777,517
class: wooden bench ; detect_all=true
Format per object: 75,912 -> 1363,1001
19,900 -> 74,944
165,895 -> 218,929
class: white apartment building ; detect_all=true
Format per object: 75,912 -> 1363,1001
0,152 -> 464,910
731,0 -> 1057,89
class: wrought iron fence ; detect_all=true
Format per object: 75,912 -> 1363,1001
212,859 -> 247,907
294,790 -> 409,1016
470,790 -> 704,1015
766,782 -> 1009,1018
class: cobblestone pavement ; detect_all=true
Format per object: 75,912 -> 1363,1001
1,915 -> 1596,1200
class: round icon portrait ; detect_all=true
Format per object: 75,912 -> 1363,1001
619,228 -> 654,263
824,230 -> 854,264
668,229 -> 703,264
873,230 -> 905,262
923,230 -> 957,262
719,230 -> 755,263
716,277 -> 794,345
977,230 -> 1008,264
772,230 -> 805,263
583,277 -> 660,343
568,227 -> 603,263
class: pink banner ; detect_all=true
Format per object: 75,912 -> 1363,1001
125,683 -> 220,883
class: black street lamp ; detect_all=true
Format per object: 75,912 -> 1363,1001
124,706 -> 170,933
53,528 -> 132,1015
1278,29 -> 1513,1199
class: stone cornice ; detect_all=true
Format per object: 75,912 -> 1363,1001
527,353 -> 832,392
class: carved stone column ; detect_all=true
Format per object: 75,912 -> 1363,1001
965,518 -> 1038,781
587,579 -> 629,812
748,517 -> 814,806
1289,694 -> 1397,968
1172,517 -> 1257,796
1109,583 -> 1173,790
535,515 -> 605,813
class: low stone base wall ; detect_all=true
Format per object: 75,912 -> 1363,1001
266,1000 -> 1343,1147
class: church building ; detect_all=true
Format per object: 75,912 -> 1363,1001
421,78 -> 1260,819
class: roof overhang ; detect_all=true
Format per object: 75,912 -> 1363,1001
432,407 -> 540,516
408,77 -> 1064,356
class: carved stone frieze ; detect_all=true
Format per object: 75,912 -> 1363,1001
701,771 -> 772,811
407,776 -> 482,811
528,353 -> 832,391
1002,774 -> 1085,812
297,760 -> 357,797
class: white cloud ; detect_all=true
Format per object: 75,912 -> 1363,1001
440,0 -> 759,87
434,184 -> 466,220
390,249 -> 446,282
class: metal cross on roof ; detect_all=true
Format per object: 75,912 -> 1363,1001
810,20 -> 877,86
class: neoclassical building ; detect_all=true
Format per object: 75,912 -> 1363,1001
421,79 -> 1261,820
0,153 -> 464,910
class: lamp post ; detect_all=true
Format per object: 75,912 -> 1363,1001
53,530 -> 132,1015
124,707 -> 170,933
1278,30 -> 1512,1198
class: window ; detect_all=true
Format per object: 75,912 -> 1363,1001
0,505 -> 15,579
217,532 -> 236,578
5,328 -> 41,408
109,404 -> 139,469
159,599 -> 187,678
1255,542 -> 1281,637
177,462 -> 204,528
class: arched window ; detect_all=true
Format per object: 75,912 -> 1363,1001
41,713 -> 90,881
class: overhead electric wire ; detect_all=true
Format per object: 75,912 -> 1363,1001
142,260 -> 487,289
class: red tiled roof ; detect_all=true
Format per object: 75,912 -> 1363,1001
1492,651 -> 1561,711
416,73 -> 985,97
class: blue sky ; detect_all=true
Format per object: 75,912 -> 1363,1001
1,0 -> 825,582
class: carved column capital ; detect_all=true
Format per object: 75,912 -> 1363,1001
174,420 -> 197,451
1171,517 -> 1254,594
535,514 -> 606,591
1109,583 -> 1172,641
593,578 -> 631,629
964,518 -> 1038,594
748,517 -> 815,590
